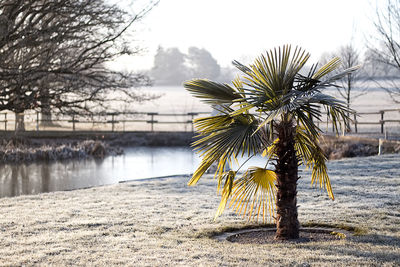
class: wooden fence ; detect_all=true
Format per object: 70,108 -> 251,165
316,109 -> 400,135
0,111 -> 210,132
0,109 -> 399,134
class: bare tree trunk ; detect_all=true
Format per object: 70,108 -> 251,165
346,73 -> 352,133
40,103 -> 56,127
275,120 -> 299,240
39,68 -> 56,127
40,110 -> 53,126
15,112 -> 25,132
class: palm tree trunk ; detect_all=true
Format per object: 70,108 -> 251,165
275,121 -> 299,240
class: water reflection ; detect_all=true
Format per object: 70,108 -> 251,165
0,146 -> 267,198
0,147 -> 202,198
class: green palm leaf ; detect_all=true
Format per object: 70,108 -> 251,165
189,112 -> 268,189
184,79 -> 242,104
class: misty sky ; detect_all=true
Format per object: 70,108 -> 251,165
117,0 -> 379,71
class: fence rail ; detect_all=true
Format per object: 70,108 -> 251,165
0,111 -> 211,132
1,109 -> 399,135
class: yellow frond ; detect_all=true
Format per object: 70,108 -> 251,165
215,171 -> 236,219
222,167 -> 277,223
263,138 -> 279,159
261,149 -> 267,157
295,126 -> 334,200
313,57 -> 341,80
188,160 -> 214,186
311,158 -> 335,200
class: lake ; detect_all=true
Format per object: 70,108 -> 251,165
0,146 -> 267,198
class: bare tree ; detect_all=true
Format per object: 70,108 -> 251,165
369,0 -> 400,103
0,0 -> 158,130
320,45 -> 366,111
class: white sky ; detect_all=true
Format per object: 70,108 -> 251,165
118,0 -> 378,71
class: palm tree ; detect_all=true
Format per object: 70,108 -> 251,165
184,45 -> 358,240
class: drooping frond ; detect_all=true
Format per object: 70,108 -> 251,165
188,159 -> 215,186
222,167 -> 277,223
215,170 -> 236,219
326,104 -> 352,135
294,126 -> 334,199
189,111 -> 269,188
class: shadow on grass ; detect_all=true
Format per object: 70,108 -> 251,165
351,233 -> 400,246
328,234 -> 400,265
202,222 -> 400,264
195,223 -> 273,239
200,222 -> 365,239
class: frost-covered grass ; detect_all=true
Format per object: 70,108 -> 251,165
0,154 -> 399,266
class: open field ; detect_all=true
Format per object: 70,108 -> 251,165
0,154 -> 399,266
3,85 -> 400,133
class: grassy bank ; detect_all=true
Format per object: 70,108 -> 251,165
0,131 -> 196,147
0,154 -> 399,266
0,131 -> 194,163
0,131 -> 399,164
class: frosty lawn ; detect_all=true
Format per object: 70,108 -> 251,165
0,154 -> 399,266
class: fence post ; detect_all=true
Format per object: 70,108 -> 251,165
187,112 -> 196,132
4,113 -> 7,131
326,115 -> 329,133
353,113 -> 358,133
191,114 -> 194,132
36,112 -> 39,131
151,113 -> 154,131
380,110 -> 384,134
342,120 -> 345,136
147,112 -> 158,132
111,114 -> 115,132
72,114 -> 76,131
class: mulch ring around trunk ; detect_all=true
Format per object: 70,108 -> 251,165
215,227 -> 351,244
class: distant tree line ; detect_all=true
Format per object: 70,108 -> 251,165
0,0 -> 157,131
149,46 -> 234,85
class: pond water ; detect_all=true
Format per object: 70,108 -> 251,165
0,146 -> 267,198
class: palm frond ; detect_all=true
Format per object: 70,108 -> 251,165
262,138 -> 279,159
224,167 -> 277,223
294,127 -> 334,199
184,79 -> 241,104
188,159 -> 214,186
312,57 -> 342,80
233,45 -> 311,110
215,170 -> 236,219
189,112 -> 268,188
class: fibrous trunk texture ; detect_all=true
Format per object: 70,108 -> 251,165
275,121 -> 299,240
